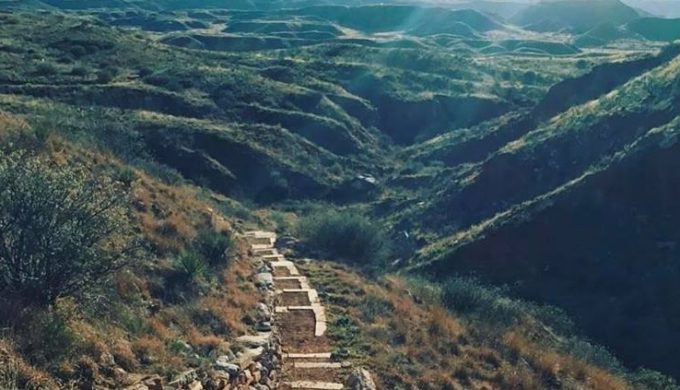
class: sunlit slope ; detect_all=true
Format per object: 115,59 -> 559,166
512,0 -> 640,32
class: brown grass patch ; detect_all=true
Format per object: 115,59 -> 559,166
298,261 -> 633,390
504,330 -> 630,390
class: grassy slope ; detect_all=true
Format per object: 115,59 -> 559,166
0,113 -> 266,388
406,50 -> 680,378
300,260 -> 641,390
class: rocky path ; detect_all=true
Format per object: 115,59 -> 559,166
245,231 -> 352,390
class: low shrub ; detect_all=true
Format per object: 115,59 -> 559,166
174,251 -> 206,281
34,62 -> 58,76
21,302 -> 82,367
441,277 -> 552,328
0,151 -> 136,306
360,295 -> 394,323
192,228 -> 232,267
631,368 -> 679,390
0,342 -> 18,390
297,210 -> 391,266
96,67 -> 117,83
70,65 -> 88,77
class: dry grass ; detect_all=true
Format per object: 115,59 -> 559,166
0,135 -> 260,386
504,330 -> 630,390
0,339 -> 56,389
299,261 -> 633,390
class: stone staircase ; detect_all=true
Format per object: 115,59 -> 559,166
244,231 -> 349,390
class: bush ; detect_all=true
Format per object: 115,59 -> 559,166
441,277 -> 525,326
96,67 -> 117,83
0,342 -> 18,390
441,277 -> 494,314
631,368 -> 679,390
296,209 -> 391,266
0,151 -> 136,306
193,228 -> 232,266
70,65 -> 88,77
21,300 -> 82,367
174,251 -> 206,281
34,62 -> 58,76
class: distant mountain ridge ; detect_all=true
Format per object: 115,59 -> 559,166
512,0 -> 641,32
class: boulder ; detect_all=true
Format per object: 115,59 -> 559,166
345,368 -> 377,390
142,375 -> 163,390
236,334 -> 270,348
256,303 -> 272,321
187,380 -> 203,390
169,369 -> 199,387
256,321 -> 272,332
274,235 -> 297,250
255,273 -> 273,288
99,351 -> 116,366
214,357 -> 240,377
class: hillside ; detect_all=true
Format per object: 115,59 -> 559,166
1,2 -> 680,390
406,42 -> 680,379
512,0 -> 641,32
626,17 -> 680,41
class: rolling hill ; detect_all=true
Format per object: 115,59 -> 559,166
1,2 -> 680,389
407,43 -> 680,379
626,16 -> 680,41
512,0 -> 641,32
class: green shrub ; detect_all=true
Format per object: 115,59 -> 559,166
174,251 -> 206,281
360,295 -> 394,323
441,277 -> 522,326
297,210 -> 391,266
193,228 -> 232,266
631,368 -> 679,390
34,61 -> 58,76
115,166 -> 138,188
22,304 -> 82,367
70,65 -> 88,77
0,344 -> 18,390
96,67 -> 117,83
0,151 -> 136,306
442,277 -> 493,313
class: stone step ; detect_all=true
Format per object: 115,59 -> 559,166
263,254 -> 286,261
274,276 -> 310,289
294,362 -> 343,369
271,260 -> 300,276
285,352 -> 333,359
254,247 -> 278,254
285,381 -> 343,389
251,243 -> 274,251
279,289 -> 319,304
275,304 -> 327,336
245,233 -> 277,247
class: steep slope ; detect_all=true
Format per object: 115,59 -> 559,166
417,115 -> 680,377
422,49 -> 680,233
512,0 -> 640,32
408,49 -> 680,377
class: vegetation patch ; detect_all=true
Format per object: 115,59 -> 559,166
297,209 -> 391,266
